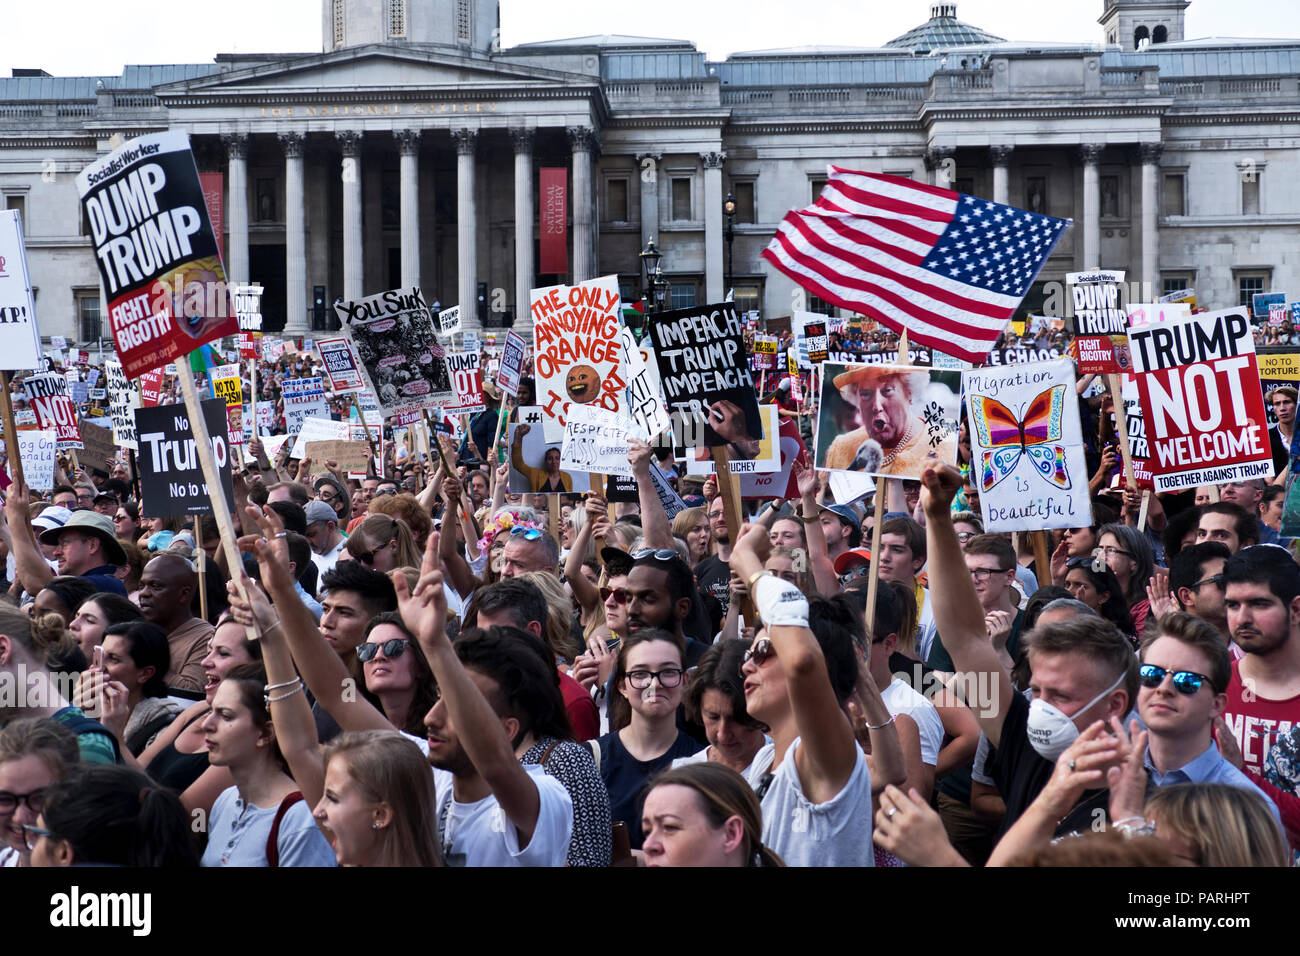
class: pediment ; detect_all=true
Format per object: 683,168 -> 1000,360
153,45 -> 594,98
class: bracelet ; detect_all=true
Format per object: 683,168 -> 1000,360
274,531 -> 288,539
1112,816 -> 1157,838
866,715 -> 896,731
799,510 -> 819,524
746,570 -> 767,591
258,618 -> 282,638
263,676 -> 301,693
265,684 -> 306,707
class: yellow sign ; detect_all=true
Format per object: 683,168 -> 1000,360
1259,352 -> 1300,380
213,376 -> 243,408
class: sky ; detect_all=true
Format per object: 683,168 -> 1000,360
3,0 -> 1299,77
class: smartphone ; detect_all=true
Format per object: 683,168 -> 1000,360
92,644 -> 106,673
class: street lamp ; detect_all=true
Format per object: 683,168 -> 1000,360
639,238 -> 663,313
723,192 -> 736,297
652,265 -> 670,312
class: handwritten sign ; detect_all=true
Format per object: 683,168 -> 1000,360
560,404 -> 637,477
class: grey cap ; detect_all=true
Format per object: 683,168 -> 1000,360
304,500 -> 339,527
38,510 -> 127,566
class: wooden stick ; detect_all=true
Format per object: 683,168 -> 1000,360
174,361 -> 257,642
591,474 -> 607,564
1137,490 -> 1151,533
351,393 -> 379,466
863,480 -> 888,633
0,371 -> 24,488
712,445 -> 754,623
195,519 -> 208,623
424,408 -> 477,534
548,494 -> 562,554
1107,373 -> 1139,491
1031,530 -> 1052,587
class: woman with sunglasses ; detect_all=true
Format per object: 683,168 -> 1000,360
1064,557 -> 1136,641
112,501 -> 140,542
593,628 -> 700,851
345,514 -> 420,572
641,763 -> 783,867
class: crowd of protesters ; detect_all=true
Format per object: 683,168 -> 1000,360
0,322 -> 1297,869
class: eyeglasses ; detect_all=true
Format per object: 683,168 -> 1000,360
600,587 -> 630,605
968,566 -> 1011,580
955,532 -> 976,544
1190,573 -> 1225,591
1099,546 -> 1134,559
632,548 -> 678,562
743,638 -> 775,666
357,638 -> 410,663
22,823 -> 53,851
113,514 -> 130,523
626,667 -> 685,690
1139,664 -> 1215,696
510,526 -> 543,541
373,488 -> 396,498
0,788 -> 47,814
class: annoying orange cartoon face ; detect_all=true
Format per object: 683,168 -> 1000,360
566,364 -> 601,403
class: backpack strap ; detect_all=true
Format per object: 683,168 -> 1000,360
266,791 -> 304,868
60,713 -> 122,764
539,740 -> 559,766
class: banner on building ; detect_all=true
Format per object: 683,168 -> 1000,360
539,167 -> 568,275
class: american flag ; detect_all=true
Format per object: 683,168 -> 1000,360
763,167 -> 1071,363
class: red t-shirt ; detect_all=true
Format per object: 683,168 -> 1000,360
1223,660 -> 1300,779
559,671 -> 600,742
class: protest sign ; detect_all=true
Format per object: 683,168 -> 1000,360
603,473 -> 641,504
560,404 -> 637,478
963,359 -> 1091,531
1269,304 -> 1287,328
1252,292 -> 1286,321
438,305 -> 461,336
51,335 -> 67,350
1158,287 -> 1197,310
828,348 -> 935,366
444,351 -> 485,416
256,402 -> 275,432
828,470 -> 875,506
75,131 -> 237,378
787,352 -> 803,402
134,399 -> 235,517
22,373 -> 82,449
648,302 -> 761,449
210,363 -> 244,447
1120,373 -> 1154,489
794,312 -> 829,365
981,346 -> 1064,366
530,275 -> 627,442
88,387 -> 107,401
304,440 -> 371,476
138,370 -> 164,407
497,330 -> 526,397
508,414 -> 595,494
687,406 -> 780,475
1257,347 -> 1300,425
13,430 -> 56,491
291,416 -> 350,458
236,332 -> 259,359
618,325 -> 671,443
233,284 -> 263,332
69,382 -> 89,405
0,209 -> 43,371
739,414 -> 810,500
753,335 -> 778,371
334,287 -> 451,417
1129,307 -> 1273,491
317,336 -> 365,393
647,462 -> 688,519
282,377 -> 330,441
1067,270 -> 1129,374
814,363 -> 960,478
79,421 -> 118,472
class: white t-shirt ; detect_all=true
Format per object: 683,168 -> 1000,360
916,591 -> 939,663
744,737 -> 874,867
881,678 -> 944,767
310,538 -> 347,575
671,738 -> 771,776
432,763 -> 572,867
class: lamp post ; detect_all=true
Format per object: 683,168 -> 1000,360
639,237 -> 663,314
723,191 -> 736,298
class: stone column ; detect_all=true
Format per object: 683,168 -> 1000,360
1140,143 -> 1162,300
989,145 -> 1013,206
395,129 -> 421,290
279,132 -> 309,333
925,146 -> 956,188
636,151 -> 662,251
1078,144 -> 1103,269
511,127 -> 535,335
568,126 -> 595,283
452,128 -> 480,330
702,151 -> 726,303
337,131 -> 364,300
222,133 -> 249,285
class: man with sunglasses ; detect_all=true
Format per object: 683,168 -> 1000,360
626,551 -> 710,664
500,524 -> 559,578
1135,612 -> 1280,823
1168,542 -> 1231,638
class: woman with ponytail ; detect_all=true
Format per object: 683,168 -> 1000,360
641,763 -> 783,867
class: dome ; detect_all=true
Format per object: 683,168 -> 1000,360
885,3 -> 1005,53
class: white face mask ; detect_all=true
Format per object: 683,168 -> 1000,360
1026,672 -> 1125,763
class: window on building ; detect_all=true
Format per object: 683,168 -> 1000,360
731,181 -> 755,223
4,194 -> 25,222
456,0 -> 473,44
1242,171 -> 1261,215
388,0 -> 406,37
606,179 -> 629,222
1135,26 -> 1150,49
1237,274 -> 1267,308
733,284 -> 761,315
333,0 -> 345,49
1161,275 -> 1194,297
808,295 -> 836,316
670,283 -> 697,310
810,178 -> 827,204
671,178 -> 691,220
1153,25 -> 1168,43
77,293 -> 101,343
1161,173 -> 1185,217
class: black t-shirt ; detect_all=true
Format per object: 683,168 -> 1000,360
988,691 -> 1108,839
694,554 -> 731,621
596,729 -> 700,850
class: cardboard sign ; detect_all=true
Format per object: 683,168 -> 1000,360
508,415 -> 597,494
963,359 -> 1092,531
134,399 -> 235,517
795,313 -> 829,365
233,284 -> 263,332
0,209 -> 44,371
317,336 -> 365,393
303,439 -> 371,475
10,430 -> 56,491
444,351 -> 485,416
22,373 -> 82,449
814,363 -> 960,478
285,395 -> 331,441
79,421 -> 118,472
334,286 -> 451,417
1252,292 -> 1286,321
560,404 -> 637,478
437,305 -> 461,336
497,330 -> 526,397
740,415 -> 811,500
291,416 -> 350,458
753,335 -> 778,370
649,302 -> 761,449
618,326 -> 671,443
1067,270 -> 1128,374
75,131 -> 237,378
1129,307 -> 1273,491
530,275 -> 627,442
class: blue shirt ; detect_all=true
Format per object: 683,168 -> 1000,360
81,566 -> 127,597
1146,741 -> 1283,827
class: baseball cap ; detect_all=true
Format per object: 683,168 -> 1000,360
833,548 -> 873,575
818,503 -> 861,533
31,506 -> 73,532
600,546 -> 634,576
304,500 -> 338,526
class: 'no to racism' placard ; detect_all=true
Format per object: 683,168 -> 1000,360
1129,307 -> 1273,492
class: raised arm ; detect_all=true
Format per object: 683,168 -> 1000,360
395,535 -> 546,847
3,482 -> 54,593
795,462 -> 837,597
629,439 -> 673,551
730,523 -> 859,805
920,464 -> 1015,747
437,473 -> 482,598
564,495 -> 603,617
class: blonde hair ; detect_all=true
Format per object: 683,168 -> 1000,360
346,514 -> 422,568
1146,782 -> 1290,867
0,605 -> 80,672
519,571 -> 582,662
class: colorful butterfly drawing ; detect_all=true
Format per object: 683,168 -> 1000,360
970,384 -> 1071,492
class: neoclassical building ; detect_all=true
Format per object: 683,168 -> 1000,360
2,0 -> 1298,341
